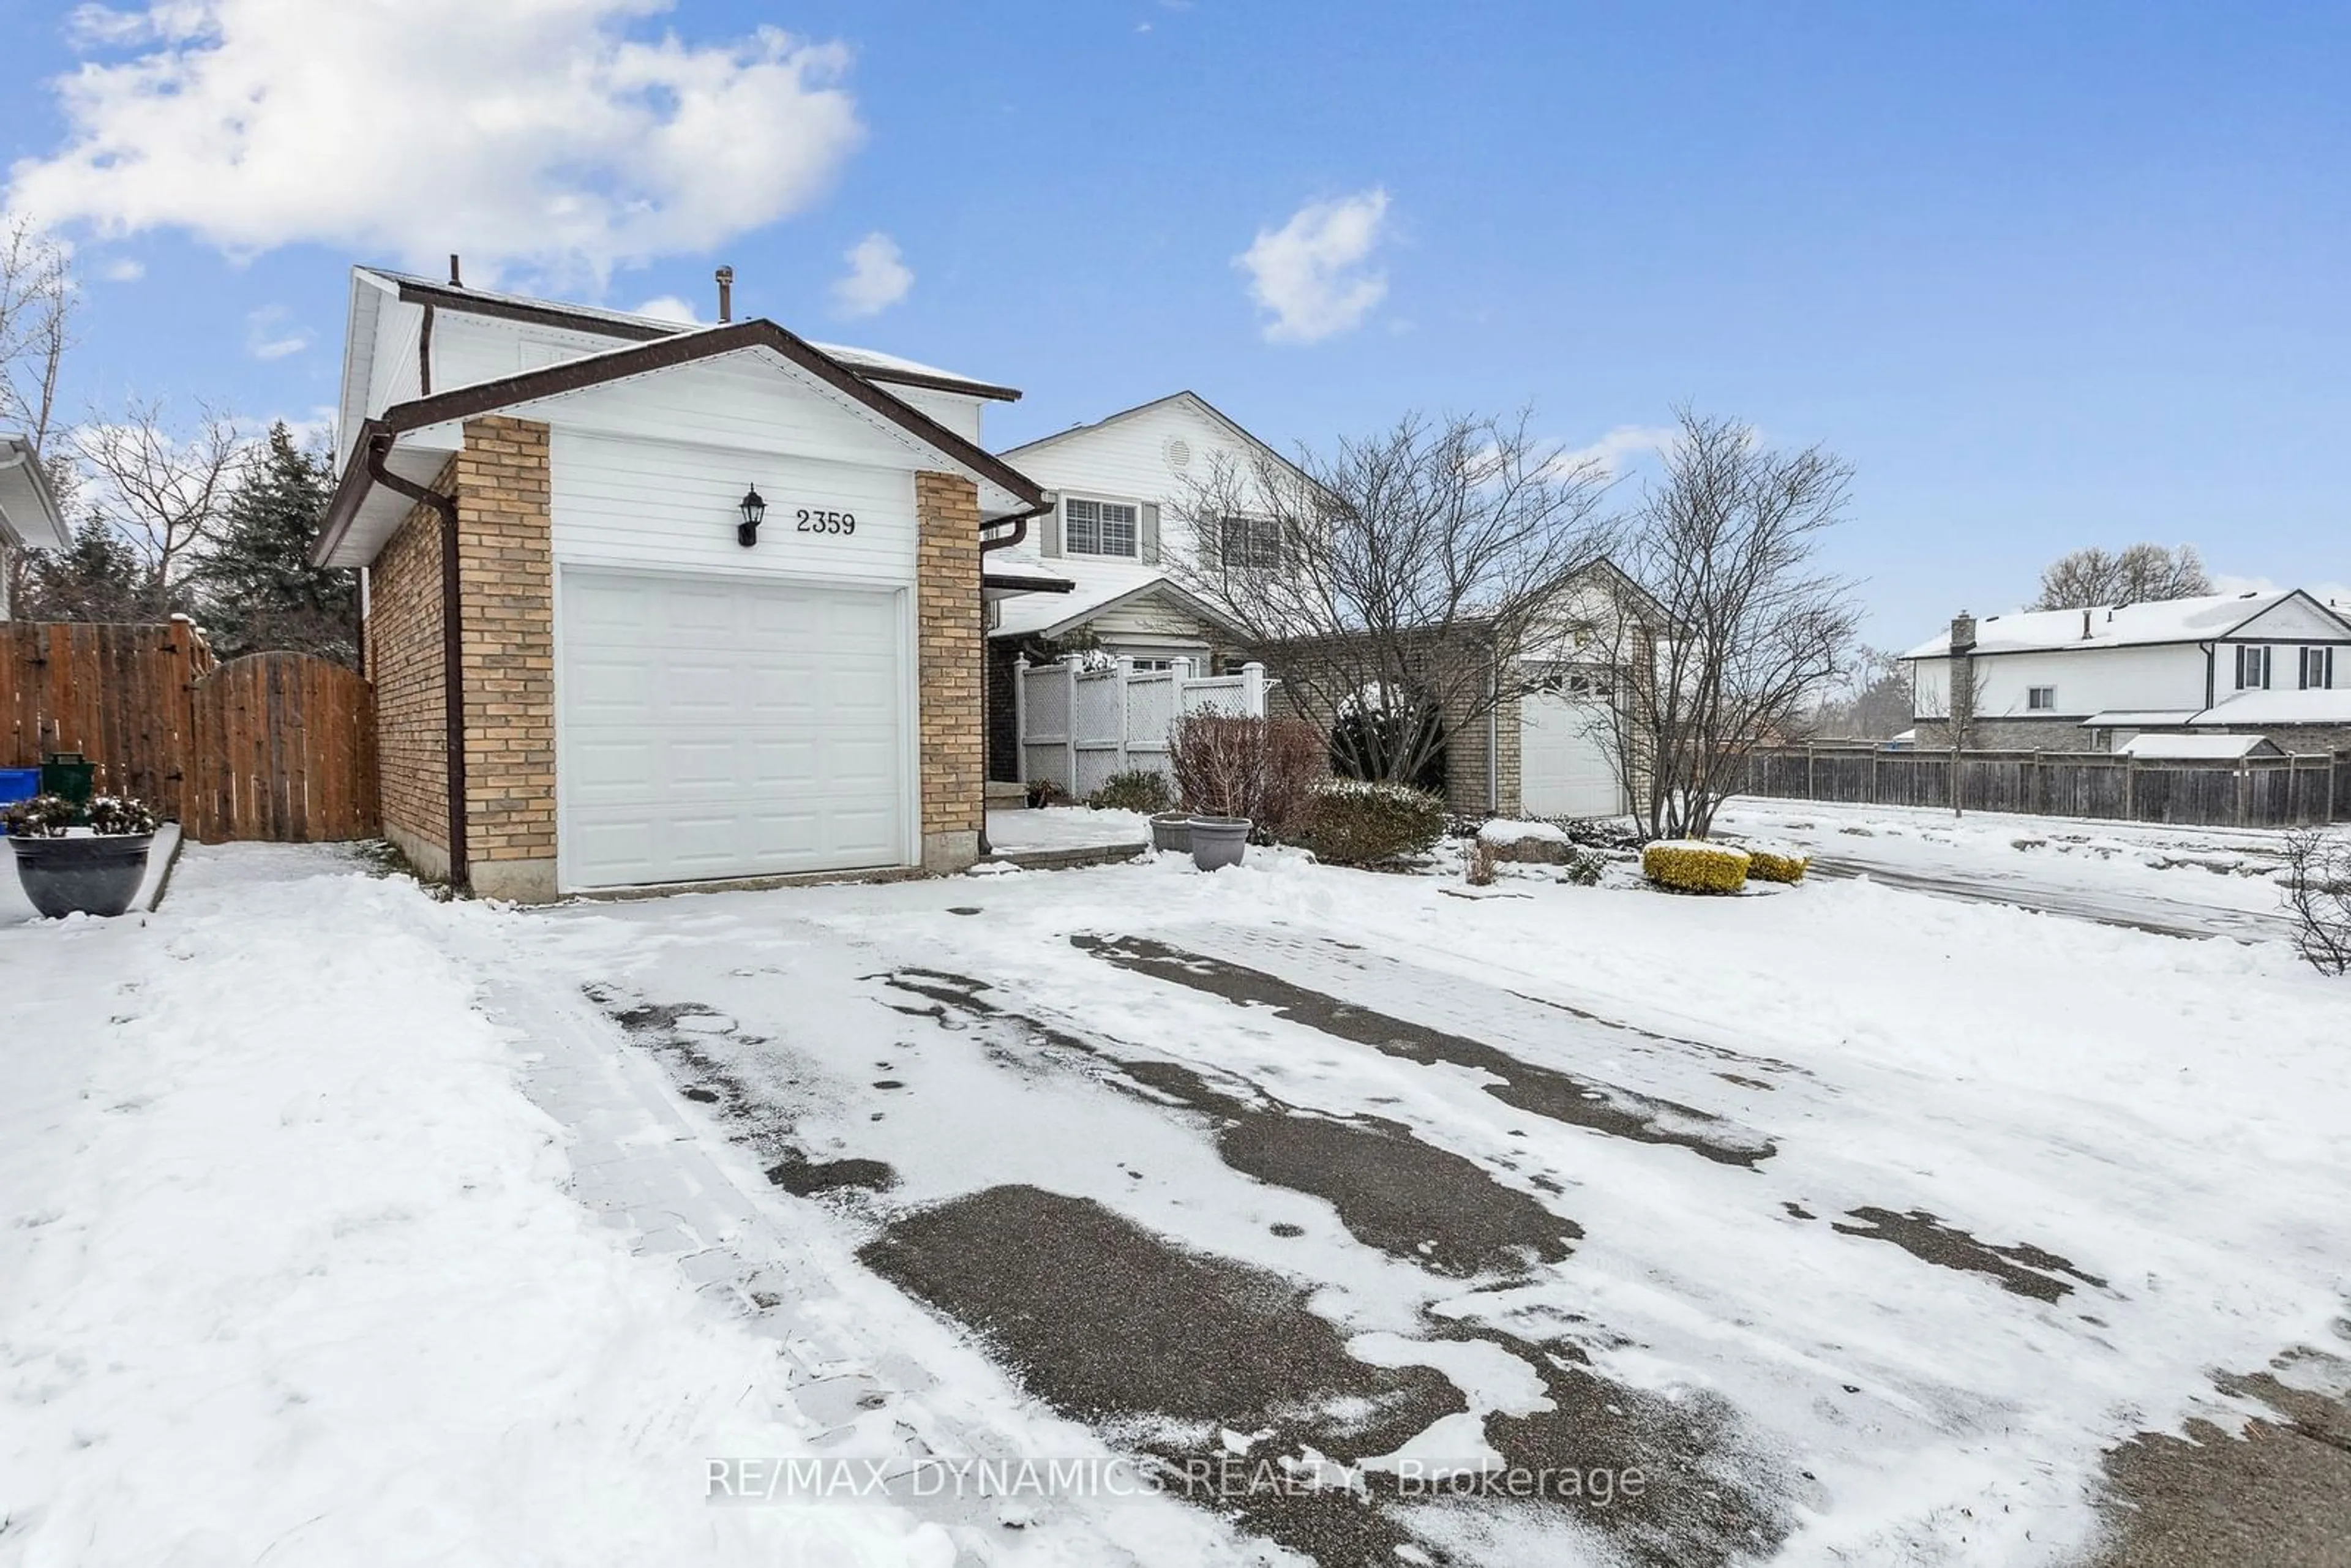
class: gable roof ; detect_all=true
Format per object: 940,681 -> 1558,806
354,268 -> 1022,402
2116,732 -> 2282,759
0,434 -> 70,553
312,320 -> 1046,568
997,390 -> 1311,486
988,553 -> 1249,643
1902,590 -> 2351,659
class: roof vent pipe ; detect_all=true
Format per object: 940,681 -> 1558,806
448,253 -> 462,287
2082,607 -> 2092,640
716,265 -> 733,324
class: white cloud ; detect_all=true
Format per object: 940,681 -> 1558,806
9,2 -> 864,285
631,294 -> 702,326
1555,424 -> 1678,477
831,231 -> 911,318
244,304 -> 306,360
99,257 -> 144,282
1236,188 -> 1390,344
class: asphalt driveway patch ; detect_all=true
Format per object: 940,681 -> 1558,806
1073,934 -> 1775,1168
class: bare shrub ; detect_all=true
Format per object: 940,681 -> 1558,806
1170,713 -> 1327,839
2282,830 -> 2351,976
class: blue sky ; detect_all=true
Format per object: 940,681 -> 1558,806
2,0 -> 2345,643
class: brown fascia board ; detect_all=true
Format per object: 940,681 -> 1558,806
983,570 -> 1076,595
312,321 -> 1044,566
389,276 -> 1022,402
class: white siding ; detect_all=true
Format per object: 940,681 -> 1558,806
1914,642 -> 2210,719
501,352 -> 942,476
1005,397 -> 1269,563
2231,596 -> 2351,642
886,384 -> 984,445
425,313 -> 645,394
550,430 -> 917,586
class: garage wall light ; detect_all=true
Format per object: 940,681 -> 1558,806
738,486 -> 767,547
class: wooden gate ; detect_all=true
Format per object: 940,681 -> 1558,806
186,653 -> 378,842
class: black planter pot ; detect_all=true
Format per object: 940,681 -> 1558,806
9,833 -> 154,918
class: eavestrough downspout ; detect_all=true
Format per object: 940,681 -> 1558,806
973,498 -> 1055,857
364,424 -> 468,891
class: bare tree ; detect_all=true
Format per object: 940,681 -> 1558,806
2032,544 -> 2210,610
73,399 -> 247,612
1598,409 -> 1860,840
1,217 -> 76,613
2281,830 -> 2351,977
1910,643 -> 1992,818
1165,410 -> 1616,789
0,216 -> 70,449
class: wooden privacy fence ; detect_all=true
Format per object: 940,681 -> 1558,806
1743,744 -> 2344,830
186,653 -> 377,842
2,620 -> 214,817
2,622 -> 376,843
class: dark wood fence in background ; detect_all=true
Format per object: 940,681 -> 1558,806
2,623 -> 376,842
1744,743 -> 2344,830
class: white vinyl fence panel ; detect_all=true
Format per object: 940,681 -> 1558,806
1015,656 -> 1268,795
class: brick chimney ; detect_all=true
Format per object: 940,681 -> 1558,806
1948,610 -> 1976,741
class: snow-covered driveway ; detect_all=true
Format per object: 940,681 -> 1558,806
6,833 -> 2350,1567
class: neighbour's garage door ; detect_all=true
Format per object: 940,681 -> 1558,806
1521,691 -> 1625,819
559,568 -> 907,890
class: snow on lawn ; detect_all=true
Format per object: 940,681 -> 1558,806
0,846 -> 955,1568
501,839 -> 2351,1564
9,826 -> 2351,1566
1715,798 -> 2323,939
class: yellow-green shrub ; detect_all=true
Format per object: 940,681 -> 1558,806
1746,848 -> 1810,884
1642,839 -> 1750,894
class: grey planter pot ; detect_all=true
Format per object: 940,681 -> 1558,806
10,833 -> 154,919
1189,816 -> 1251,872
1150,812 -> 1193,854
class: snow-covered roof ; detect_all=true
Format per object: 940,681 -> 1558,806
2186,687 -> 2351,727
987,555 -> 1243,642
2115,733 -> 2279,760
1902,590 -> 2351,659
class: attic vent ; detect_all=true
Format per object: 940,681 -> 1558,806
1163,437 -> 1192,471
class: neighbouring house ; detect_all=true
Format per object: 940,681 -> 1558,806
0,432 -> 71,621
983,391 -> 1647,819
1903,590 -> 2351,754
310,265 -> 1058,900
982,391 -> 1277,782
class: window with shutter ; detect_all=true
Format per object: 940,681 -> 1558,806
1063,497 -> 1138,558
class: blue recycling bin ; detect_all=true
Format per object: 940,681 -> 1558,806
0,767 -> 40,835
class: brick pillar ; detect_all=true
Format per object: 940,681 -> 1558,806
366,462 -> 457,880
454,416 -> 558,901
915,471 -> 983,872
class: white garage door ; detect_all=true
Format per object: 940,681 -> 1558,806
1521,691 -> 1625,819
559,568 -> 908,890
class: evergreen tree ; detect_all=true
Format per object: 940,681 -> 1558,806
20,516 -> 152,622
197,422 -> 357,665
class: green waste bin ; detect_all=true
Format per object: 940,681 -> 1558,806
40,752 -> 96,810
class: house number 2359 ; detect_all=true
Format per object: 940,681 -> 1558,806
796,508 -> 857,535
